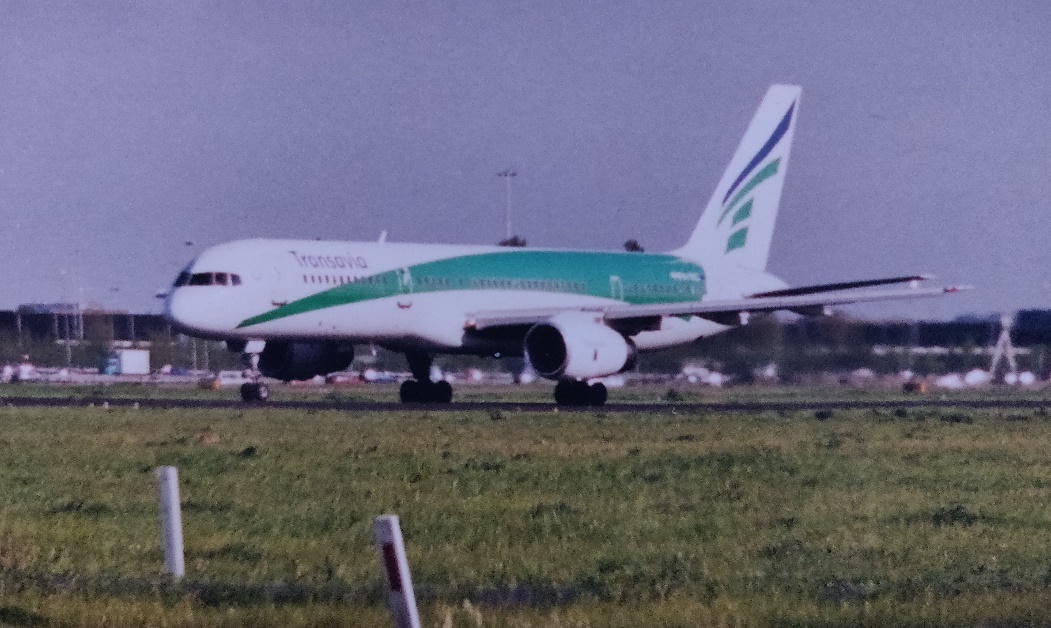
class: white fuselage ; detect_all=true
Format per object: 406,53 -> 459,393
163,238 -> 786,354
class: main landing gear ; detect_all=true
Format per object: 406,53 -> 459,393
399,352 -> 453,403
239,340 -> 268,403
554,379 -> 607,407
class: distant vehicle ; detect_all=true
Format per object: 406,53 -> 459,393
14,362 -> 37,383
361,368 -> 398,383
101,349 -> 150,375
163,85 -> 966,406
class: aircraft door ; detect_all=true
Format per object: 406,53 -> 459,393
397,267 -> 414,309
270,264 -> 289,307
609,275 -> 625,301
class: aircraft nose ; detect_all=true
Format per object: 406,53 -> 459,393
164,287 -> 230,335
163,288 -> 199,332
164,284 -> 258,336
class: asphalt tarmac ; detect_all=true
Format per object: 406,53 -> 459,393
2,395 -> 1050,414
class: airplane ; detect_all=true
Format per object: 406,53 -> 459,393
162,84 -> 966,406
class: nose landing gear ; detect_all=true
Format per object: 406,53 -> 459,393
239,340 -> 269,403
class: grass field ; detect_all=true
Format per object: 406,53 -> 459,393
3,394 -> 1051,625
4,378 -> 1051,405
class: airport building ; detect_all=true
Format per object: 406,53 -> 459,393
0,306 -> 1048,380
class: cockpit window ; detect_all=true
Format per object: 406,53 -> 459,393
180,272 -> 243,287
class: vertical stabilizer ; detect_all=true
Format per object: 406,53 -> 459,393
674,84 -> 801,272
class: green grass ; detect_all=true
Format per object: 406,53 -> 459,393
3,403 -> 1051,625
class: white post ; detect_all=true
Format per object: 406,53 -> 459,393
373,515 -> 421,628
156,466 -> 185,578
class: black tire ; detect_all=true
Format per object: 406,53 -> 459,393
434,380 -> 453,403
400,380 -> 421,403
555,379 -> 592,406
572,380 -> 590,405
588,382 -> 608,406
554,380 -> 572,405
240,382 -> 269,403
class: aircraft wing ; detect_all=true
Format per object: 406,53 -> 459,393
466,276 -> 970,330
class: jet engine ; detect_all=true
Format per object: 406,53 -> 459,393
524,313 -> 636,380
258,342 -> 354,381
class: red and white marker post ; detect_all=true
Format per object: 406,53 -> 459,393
373,515 -> 422,628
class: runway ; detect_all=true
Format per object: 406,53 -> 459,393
2,395 -> 1051,414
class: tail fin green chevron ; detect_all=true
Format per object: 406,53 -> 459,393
674,84 -> 801,271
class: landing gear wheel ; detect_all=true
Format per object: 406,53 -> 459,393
554,380 -> 573,406
240,382 -> 268,403
588,382 -> 607,406
554,380 -> 608,406
400,380 -> 454,403
434,380 -> 453,403
400,380 -> 421,403
553,380 -> 587,406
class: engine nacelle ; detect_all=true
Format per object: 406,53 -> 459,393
524,312 -> 636,380
257,342 -> 354,381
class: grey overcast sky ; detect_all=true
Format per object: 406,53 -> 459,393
1,1 -> 1049,319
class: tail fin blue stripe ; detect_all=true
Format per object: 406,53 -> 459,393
720,102 -> 796,205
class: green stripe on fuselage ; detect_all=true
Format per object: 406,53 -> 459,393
237,250 -> 706,328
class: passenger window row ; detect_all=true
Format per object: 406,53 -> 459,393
304,274 -> 388,286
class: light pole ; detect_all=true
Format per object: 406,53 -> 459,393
59,269 -> 72,366
496,168 -> 517,240
176,241 -> 196,371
